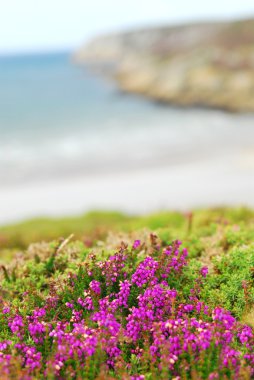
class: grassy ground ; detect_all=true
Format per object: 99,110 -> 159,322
1,207 -> 254,253
1,206 -> 254,321
0,207 -> 254,378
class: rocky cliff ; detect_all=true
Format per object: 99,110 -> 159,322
75,19 -> 254,112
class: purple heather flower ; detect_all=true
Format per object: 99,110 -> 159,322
200,266 -> 209,277
132,256 -> 158,287
133,240 -> 141,249
8,315 -> 24,338
0,341 -> 11,351
89,280 -> 101,295
238,325 -> 253,344
28,321 -> 46,344
1,237 -> 254,378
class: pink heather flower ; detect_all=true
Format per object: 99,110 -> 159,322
2,307 -> 10,314
91,311 -> 121,336
208,373 -> 219,380
0,341 -> 12,351
97,253 -> 127,286
1,236 -> 254,378
238,325 -> 253,344
200,266 -> 209,278
131,256 -> 158,287
161,243 -> 188,278
212,307 -> 236,329
89,280 -> 101,295
77,296 -> 94,310
15,344 -> 42,372
117,280 -> 131,308
33,308 -> 46,319
70,310 -> 83,323
28,321 -> 46,344
8,315 -> 24,338
133,240 -> 141,249
183,304 -> 194,313
222,347 -> 241,367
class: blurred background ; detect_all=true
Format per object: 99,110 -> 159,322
1,0 -> 254,225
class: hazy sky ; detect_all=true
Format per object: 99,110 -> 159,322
1,0 -> 254,53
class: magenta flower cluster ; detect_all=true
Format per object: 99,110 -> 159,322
0,239 -> 254,379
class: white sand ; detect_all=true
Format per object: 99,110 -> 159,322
0,152 -> 253,225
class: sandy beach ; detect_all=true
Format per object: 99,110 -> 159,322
1,53 -> 254,226
1,149 -> 253,225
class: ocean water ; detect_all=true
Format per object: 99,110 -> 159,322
1,51 -> 254,188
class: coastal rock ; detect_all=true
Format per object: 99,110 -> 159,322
75,19 -> 254,112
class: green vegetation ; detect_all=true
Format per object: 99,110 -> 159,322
0,207 -> 254,378
1,206 -> 253,253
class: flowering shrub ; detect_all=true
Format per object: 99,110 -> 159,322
0,234 -> 254,379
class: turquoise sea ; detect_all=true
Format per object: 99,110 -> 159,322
1,51 -> 254,188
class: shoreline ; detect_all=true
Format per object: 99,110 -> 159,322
1,152 -> 253,226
